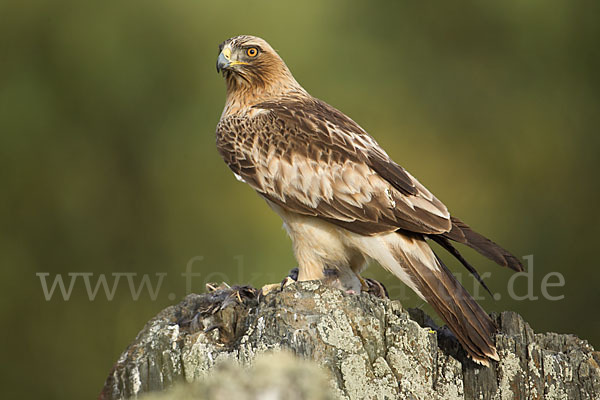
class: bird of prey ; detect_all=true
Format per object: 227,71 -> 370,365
215,35 -> 523,366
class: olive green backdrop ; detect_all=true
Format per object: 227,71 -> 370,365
1,0 -> 599,398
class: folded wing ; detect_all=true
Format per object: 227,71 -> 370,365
216,96 -> 451,236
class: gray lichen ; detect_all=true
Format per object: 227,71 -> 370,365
100,282 -> 600,400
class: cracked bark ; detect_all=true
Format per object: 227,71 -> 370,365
100,281 -> 600,400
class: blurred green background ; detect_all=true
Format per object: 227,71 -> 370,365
1,0 -> 599,398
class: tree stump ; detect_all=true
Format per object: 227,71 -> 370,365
100,281 -> 600,399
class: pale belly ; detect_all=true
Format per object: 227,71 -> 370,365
265,199 -> 367,292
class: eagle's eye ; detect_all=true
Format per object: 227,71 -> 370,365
246,47 -> 258,57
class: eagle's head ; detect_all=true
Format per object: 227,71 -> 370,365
216,35 -> 301,97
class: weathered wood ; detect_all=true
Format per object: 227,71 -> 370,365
100,282 -> 600,400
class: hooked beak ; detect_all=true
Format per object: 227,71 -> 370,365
216,49 -> 230,73
216,46 -> 248,73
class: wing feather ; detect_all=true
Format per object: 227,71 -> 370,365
216,96 -> 451,236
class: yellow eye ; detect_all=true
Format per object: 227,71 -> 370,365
246,47 -> 258,57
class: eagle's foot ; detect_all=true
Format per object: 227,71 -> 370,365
321,268 -> 365,295
258,267 -> 299,299
359,277 -> 389,299
280,267 -> 299,289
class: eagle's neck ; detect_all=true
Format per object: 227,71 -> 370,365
222,68 -> 306,116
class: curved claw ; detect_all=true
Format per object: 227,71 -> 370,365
359,277 -> 389,299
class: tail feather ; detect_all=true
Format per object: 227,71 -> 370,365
429,235 -> 492,296
406,253 -> 499,365
443,216 -> 523,272
359,232 -> 499,365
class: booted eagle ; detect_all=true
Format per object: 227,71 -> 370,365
215,35 -> 523,366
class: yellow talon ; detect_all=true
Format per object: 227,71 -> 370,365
358,276 -> 369,292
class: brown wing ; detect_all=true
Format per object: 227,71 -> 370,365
216,96 -> 451,236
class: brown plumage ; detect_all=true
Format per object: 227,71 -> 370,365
215,35 -> 523,366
